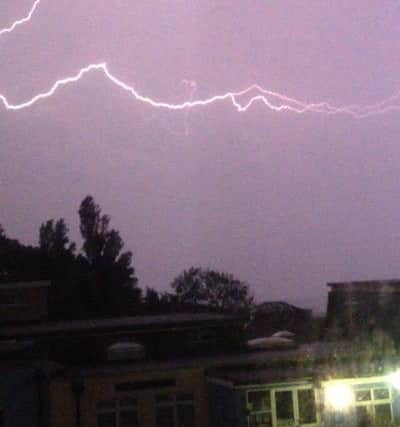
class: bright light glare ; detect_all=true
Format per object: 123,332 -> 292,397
325,384 -> 354,411
388,371 -> 400,390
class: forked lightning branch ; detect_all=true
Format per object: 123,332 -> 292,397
1,0 -> 400,118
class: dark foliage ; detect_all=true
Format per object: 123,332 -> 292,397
77,196 -> 141,318
39,219 -> 76,279
0,225 -> 41,282
1,195 -> 141,320
171,267 -> 253,313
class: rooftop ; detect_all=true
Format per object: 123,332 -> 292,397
0,312 -> 245,340
0,281 -> 51,290
327,279 -> 400,291
53,342 -> 359,381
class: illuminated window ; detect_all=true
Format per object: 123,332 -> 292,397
155,392 -> 195,427
97,398 -> 138,427
354,386 -> 392,427
355,390 -> 371,402
247,390 -> 272,427
374,389 -> 390,400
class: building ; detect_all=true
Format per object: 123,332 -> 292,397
246,302 -> 312,340
208,342 -> 400,427
325,279 -> 400,338
2,279 -> 400,427
0,281 -> 50,325
0,312 -> 247,427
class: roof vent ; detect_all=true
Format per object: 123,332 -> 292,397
271,330 -> 295,338
247,336 -> 296,351
107,342 -> 145,361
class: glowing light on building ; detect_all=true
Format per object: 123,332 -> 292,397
387,371 -> 400,390
324,383 -> 354,411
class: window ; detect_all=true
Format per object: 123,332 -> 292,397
115,379 -> 176,391
298,389 -> 317,424
155,392 -> 195,427
355,406 -> 369,426
247,390 -> 272,427
275,391 -> 294,422
248,390 -> 271,411
247,387 -> 317,427
97,398 -> 138,427
354,386 -> 392,427
374,389 -> 390,400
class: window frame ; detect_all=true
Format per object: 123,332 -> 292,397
245,384 -> 318,427
246,388 -> 272,427
96,397 -> 138,427
354,385 -> 393,424
155,392 -> 195,427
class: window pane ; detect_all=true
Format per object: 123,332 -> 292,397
355,406 -> 371,427
97,412 -> 116,427
177,403 -> 195,427
120,410 -> 138,427
156,406 -> 174,427
298,389 -> 317,424
120,397 -> 137,407
355,390 -> 371,402
97,401 -> 116,410
374,389 -> 390,401
375,404 -> 392,425
249,412 -> 272,427
156,394 -> 174,404
176,392 -> 194,402
275,391 -> 294,420
248,390 -> 271,411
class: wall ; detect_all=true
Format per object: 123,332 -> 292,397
208,381 -> 246,427
0,363 -> 49,427
50,366 -> 208,427
0,284 -> 49,324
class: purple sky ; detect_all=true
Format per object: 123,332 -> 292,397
2,0 -> 400,312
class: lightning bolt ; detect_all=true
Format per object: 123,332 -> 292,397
1,0 -> 400,118
0,0 -> 41,36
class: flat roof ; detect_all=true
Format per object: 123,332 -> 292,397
327,279 -> 400,290
0,312 -> 245,340
51,342 -> 356,381
208,366 -> 316,386
0,281 -> 51,290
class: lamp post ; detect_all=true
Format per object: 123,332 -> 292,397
71,371 -> 85,427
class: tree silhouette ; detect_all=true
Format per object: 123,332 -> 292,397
39,219 -> 76,279
171,267 -> 253,313
78,196 -> 141,317
39,219 -> 76,256
37,219 -> 80,319
0,224 -> 41,282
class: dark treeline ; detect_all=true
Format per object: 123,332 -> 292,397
0,196 -> 253,320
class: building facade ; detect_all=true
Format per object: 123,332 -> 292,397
3,280 -> 400,427
0,281 -> 50,325
325,280 -> 400,338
